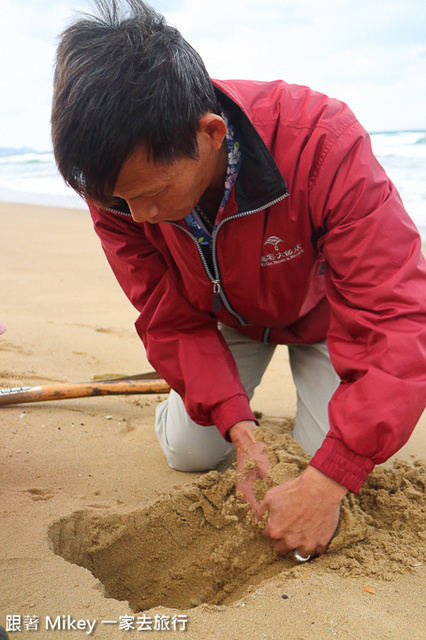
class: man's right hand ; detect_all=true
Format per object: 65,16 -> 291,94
228,420 -> 269,508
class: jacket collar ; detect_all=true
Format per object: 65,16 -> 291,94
213,84 -> 289,213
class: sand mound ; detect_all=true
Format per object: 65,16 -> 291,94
48,425 -> 426,611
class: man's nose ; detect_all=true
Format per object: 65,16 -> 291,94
128,202 -> 159,223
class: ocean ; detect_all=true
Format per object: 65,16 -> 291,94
0,130 -> 425,240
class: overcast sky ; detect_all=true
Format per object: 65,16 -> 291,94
1,0 -> 425,151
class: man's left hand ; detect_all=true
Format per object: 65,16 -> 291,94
256,465 -> 348,559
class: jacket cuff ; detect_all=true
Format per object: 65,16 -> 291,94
210,395 -> 257,440
309,436 -> 375,493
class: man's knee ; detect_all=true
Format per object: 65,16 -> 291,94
155,395 -> 234,472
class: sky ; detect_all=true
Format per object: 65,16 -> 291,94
1,0 -> 425,151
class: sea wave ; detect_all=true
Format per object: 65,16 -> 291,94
0,131 -> 425,239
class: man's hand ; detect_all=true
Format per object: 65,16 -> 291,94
228,420 -> 269,508
256,465 -> 348,559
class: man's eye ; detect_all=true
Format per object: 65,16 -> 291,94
142,189 -> 165,198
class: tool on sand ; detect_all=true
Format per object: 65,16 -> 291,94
0,372 -> 170,407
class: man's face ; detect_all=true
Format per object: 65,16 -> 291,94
112,115 -> 227,224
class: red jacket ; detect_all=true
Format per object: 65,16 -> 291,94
89,79 -> 426,493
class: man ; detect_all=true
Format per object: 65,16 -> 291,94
51,0 -> 426,563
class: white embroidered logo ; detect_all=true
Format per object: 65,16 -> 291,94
261,235 -> 304,267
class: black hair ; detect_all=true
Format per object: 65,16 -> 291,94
51,0 -> 217,205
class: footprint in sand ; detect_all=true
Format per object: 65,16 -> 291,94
24,488 -> 55,502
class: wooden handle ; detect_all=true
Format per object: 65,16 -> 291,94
0,377 -> 170,407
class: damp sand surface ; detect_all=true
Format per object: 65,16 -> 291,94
0,202 -> 426,640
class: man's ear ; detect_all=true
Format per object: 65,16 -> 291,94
198,113 -> 227,151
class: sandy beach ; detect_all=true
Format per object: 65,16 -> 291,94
0,201 -> 425,640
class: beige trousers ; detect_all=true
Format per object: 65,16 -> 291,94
155,325 -> 340,472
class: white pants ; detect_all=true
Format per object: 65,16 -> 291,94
155,325 -> 340,472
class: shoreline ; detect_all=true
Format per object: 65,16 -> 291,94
0,190 -> 87,211
1,193 -> 425,241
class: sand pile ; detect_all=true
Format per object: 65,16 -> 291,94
47,424 -> 426,613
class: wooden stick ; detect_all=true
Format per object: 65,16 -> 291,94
0,374 -> 170,407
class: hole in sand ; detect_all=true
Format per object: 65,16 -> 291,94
47,425 -> 426,611
47,469 -> 285,611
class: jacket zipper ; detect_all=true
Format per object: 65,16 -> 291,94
106,207 -> 133,218
164,221 -> 231,313
169,191 -> 289,323
106,206 -> 225,312
107,191 -> 289,325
